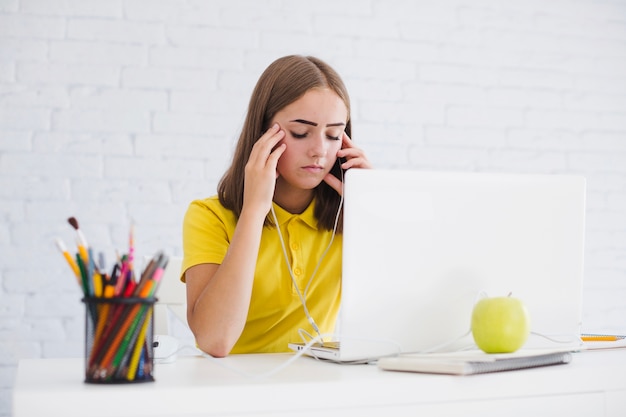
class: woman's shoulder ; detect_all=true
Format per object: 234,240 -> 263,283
186,195 -> 235,222
188,195 -> 221,210
184,196 -> 237,228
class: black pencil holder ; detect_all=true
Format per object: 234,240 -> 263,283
82,296 -> 157,384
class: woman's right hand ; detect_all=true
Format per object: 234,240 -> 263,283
187,125 -> 287,357
242,123 -> 286,216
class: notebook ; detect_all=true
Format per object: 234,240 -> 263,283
377,349 -> 573,375
289,169 -> 586,363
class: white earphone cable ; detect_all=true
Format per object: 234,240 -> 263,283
270,164 -> 344,341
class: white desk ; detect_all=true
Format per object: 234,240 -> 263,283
13,349 -> 626,417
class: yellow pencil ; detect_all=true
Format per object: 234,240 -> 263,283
581,335 -> 620,342
93,272 -> 103,298
55,238 -> 81,284
126,308 -> 152,381
77,244 -> 89,265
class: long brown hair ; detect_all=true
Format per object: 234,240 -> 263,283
217,55 -> 351,231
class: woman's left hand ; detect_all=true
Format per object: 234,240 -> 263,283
323,132 -> 371,195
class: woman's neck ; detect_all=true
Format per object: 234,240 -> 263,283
273,182 -> 314,214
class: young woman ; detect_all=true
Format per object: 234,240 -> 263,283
182,55 -> 371,357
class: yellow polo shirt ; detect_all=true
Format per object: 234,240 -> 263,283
182,196 -> 342,354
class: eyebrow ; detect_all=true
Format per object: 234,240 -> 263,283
290,119 -> 346,127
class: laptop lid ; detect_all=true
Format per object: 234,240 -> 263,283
333,169 -> 586,362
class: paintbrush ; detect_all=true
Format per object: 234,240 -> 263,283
68,216 -> 89,264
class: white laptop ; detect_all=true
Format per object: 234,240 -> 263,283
289,169 -> 586,363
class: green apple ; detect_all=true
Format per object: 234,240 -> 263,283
471,294 -> 530,353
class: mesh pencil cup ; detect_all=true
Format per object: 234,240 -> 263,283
82,296 -> 157,384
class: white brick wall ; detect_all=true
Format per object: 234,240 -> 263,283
1,0 -> 626,414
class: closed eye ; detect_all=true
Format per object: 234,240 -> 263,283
290,131 -> 307,139
289,131 -> 341,140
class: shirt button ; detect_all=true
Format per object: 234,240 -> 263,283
293,267 -> 302,276
291,243 -> 299,251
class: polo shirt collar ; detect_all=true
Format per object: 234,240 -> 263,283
271,198 -> 318,230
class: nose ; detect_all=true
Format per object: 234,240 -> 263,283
309,133 -> 329,158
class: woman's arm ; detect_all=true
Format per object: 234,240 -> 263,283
185,211 -> 264,357
185,125 -> 286,357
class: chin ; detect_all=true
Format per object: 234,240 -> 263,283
278,176 -> 322,191
302,180 -> 324,190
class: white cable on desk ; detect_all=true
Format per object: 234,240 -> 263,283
162,335 -> 328,379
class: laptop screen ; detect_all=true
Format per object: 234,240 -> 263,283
337,169 -> 586,361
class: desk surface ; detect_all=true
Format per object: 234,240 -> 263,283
13,349 -> 626,417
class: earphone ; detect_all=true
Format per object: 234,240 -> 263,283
270,160 -> 344,342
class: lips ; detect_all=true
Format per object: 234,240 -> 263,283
302,164 -> 324,172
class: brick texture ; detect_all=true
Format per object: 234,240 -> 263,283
1,1 -> 626,415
